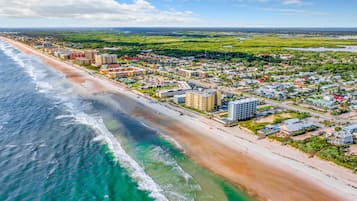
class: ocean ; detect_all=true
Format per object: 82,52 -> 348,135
0,40 -> 252,201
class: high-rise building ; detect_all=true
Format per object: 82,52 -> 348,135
185,89 -> 221,112
84,49 -> 98,63
95,54 -> 117,66
228,98 -> 258,122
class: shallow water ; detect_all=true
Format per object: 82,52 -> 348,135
286,46 -> 357,52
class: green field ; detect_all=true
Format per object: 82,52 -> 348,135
21,31 -> 357,76
50,32 -> 357,51
24,31 -> 357,61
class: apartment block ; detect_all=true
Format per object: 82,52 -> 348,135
99,66 -> 146,79
228,98 -> 258,122
185,89 -> 221,112
95,54 -> 118,66
84,49 -> 98,63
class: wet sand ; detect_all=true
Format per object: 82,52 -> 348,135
2,36 -> 356,201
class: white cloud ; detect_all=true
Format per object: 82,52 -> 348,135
263,7 -> 327,16
281,0 -> 313,6
250,0 -> 312,6
0,0 -> 199,26
282,0 -> 302,5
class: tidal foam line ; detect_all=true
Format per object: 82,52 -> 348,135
74,114 -> 168,201
0,40 -> 168,201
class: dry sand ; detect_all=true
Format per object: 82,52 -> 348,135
2,36 -> 357,201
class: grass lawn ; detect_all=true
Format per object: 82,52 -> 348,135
138,86 -> 176,97
239,120 -> 268,134
289,136 -> 357,170
257,105 -> 273,111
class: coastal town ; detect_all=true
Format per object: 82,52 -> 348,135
3,0 -> 357,200
3,31 -> 357,171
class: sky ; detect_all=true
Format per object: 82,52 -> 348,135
0,0 -> 356,28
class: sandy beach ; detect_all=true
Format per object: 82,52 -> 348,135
2,36 -> 357,201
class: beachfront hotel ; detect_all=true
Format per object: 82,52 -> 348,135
84,49 -> 98,63
95,54 -> 118,66
185,89 -> 221,112
228,98 -> 258,122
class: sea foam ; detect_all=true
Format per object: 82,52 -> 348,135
150,146 -> 192,182
0,40 -> 168,201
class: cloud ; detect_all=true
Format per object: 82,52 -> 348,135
281,0 -> 302,5
281,0 -> 313,6
263,7 -> 327,16
0,0 -> 199,26
251,0 -> 311,6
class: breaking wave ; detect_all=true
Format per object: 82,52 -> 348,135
0,40 -> 168,201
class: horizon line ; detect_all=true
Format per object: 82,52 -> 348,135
1,26 -> 357,29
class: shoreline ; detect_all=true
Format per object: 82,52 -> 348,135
2,36 -> 357,201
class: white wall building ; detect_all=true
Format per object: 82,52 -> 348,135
156,89 -> 188,98
329,131 -> 354,146
228,98 -> 258,122
174,94 -> 186,104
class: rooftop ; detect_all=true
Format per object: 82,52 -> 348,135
187,89 -> 218,97
281,119 -> 313,133
230,98 -> 258,104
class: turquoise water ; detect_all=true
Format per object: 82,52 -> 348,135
0,40 -> 252,201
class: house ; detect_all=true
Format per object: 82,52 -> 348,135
323,95 -> 335,102
280,119 -> 315,136
280,54 -> 292,60
334,95 -> 345,102
343,124 -> 357,134
328,131 -> 354,146
258,124 -> 280,136
156,89 -> 187,98
306,98 -> 334,109
256,86 -> 287,100
178,69 -> 199,78
123,56 -> 140,62
238,79 -> 260,87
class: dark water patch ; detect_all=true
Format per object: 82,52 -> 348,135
0,41 -> 153,201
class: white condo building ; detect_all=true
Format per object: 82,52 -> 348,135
228,98 -> 258,122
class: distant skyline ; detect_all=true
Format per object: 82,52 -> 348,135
0,0 -> 356,28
